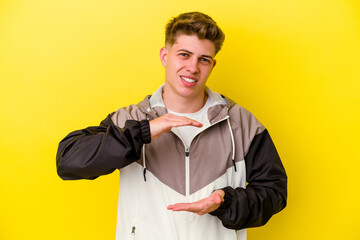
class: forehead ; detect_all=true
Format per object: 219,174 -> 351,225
170,34 -> 216,57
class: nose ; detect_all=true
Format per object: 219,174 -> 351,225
185,57 -> 199,74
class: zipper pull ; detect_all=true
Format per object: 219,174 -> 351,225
185,148 -> 189,157
131,226 -> 136,236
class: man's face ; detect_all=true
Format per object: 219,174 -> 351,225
160,34 -> 216,101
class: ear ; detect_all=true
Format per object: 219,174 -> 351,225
212,59 -> 217,69
160,47 -> 168,67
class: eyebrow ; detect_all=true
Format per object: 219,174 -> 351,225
177,49 -> 214,60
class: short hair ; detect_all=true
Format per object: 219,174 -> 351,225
165,12 -> 225,55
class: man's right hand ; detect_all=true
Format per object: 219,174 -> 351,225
149,113 -> 203,140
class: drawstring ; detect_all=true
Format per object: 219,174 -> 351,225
143,144 -> 147,181
227,118 -> 237,172
142,115 -> 150,182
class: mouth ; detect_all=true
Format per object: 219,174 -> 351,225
180,76 -> 197,83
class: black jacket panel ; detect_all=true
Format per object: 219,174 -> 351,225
56,114 -> 151,180
210,129 -> 287,229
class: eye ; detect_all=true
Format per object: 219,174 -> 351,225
200,58 -> 211,64
179,53 -> 189,57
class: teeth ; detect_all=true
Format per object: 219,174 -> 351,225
181,77 -> 196,83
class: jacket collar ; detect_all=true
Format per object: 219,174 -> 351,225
138,84 -> 235,124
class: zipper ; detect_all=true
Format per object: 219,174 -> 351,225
171,129 -> 190,197
171,115 -> 230,197
185,148 -> 190,196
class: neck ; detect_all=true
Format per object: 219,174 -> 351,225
162,89 -> 208,113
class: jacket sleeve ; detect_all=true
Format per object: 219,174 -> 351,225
56,114 -> 151,180
210,129 -> 287,229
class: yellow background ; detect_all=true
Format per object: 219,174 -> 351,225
1,0 -> 359,239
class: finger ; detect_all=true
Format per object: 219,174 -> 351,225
167,203 -> 196,212
167,203 -> 187,210
168,203 -> 207,215
190,121 -> 203,127
171,120 -> 202,128
168,117 -> 203,127
166,114 -> 203,127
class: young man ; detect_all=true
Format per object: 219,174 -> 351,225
57,12 -> 287,240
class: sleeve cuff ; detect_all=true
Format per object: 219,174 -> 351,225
210,186 -> 233,216
139,120 -> 151,144
219,186 -> 233,209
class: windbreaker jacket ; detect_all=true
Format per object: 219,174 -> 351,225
56,89 -> 287,240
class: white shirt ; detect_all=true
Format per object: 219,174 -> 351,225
168,98 -> 211,148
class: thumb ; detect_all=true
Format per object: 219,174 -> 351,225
212,192 -> 222,204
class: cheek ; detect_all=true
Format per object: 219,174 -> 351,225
167,59 -> 182,71
166,61 -> 181,80
173,64 -> 186,76
201,66 -> 213,78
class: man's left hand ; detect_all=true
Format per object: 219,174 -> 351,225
167,190 -> 225,215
